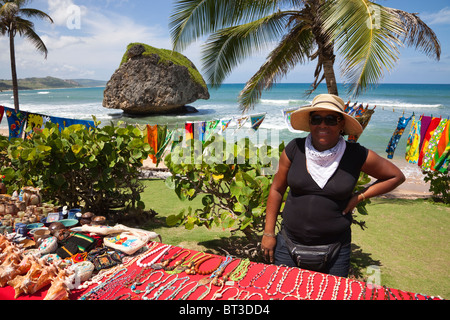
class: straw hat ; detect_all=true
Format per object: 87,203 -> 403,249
290,94 -> 363,136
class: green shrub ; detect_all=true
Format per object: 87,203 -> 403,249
423,170 -> 450,204
164,135 -> 283,240
1,119 -> 151,214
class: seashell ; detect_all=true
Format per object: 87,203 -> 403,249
0,259 -> 20,288
0,246 -> 22,266
30,264 -> 59,294
44,269 -> 72,301
7,258 -> 44,298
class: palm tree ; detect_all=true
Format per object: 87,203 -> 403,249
0,0 -> 53,112
169,0 -> 441,113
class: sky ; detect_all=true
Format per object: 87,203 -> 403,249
0,0 -> 449,85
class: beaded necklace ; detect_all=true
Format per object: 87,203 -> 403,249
227,258 -> 250,282
315,273 -> 329,300
79,267 -> 128,300
165,252 -> 207,274
237,264 -> 269,290
136,244 -> 171,268
149,274 -> 190,300
130,270 -> 165,295
330,275 -> 342,300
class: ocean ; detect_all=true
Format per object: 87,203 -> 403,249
0,83 -> 449,179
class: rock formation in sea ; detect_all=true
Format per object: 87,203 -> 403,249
103,43 -> 210,115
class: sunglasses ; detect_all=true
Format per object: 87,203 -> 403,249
310,114 -> 342,126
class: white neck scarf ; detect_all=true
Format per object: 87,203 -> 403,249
305,134 -> 347,189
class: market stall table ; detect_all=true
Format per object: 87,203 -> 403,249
2,242 -> 439,301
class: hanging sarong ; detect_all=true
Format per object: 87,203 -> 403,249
405,115 -> 421,164
185,122 -> 194,141
422,119 -> 448,171
146,125 -> 159,164
282,107 -> 303,133
155,127 -> 174,165
235,115 -> 249,130
434,143 -> 450,173
198,121 -> 206,142
49,116 -> 95,131
418,117 -> 441,166
220,119 -> 232,134
418,115 -> 432,153
25,113 -> 51,138
386,115 -> 412,159
4,107 -> 28,139
250,113 -> 266,131
0,106 -> 4,125
205,120 -> 220,141
431,121 -> 449,170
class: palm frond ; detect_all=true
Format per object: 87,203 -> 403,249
385,7 -> 440,61
238,18 -> 314,112
202,11 -> 289,87
20,8 -> 53,24
322,0 -> 404,97
15,17 -> 48,57
170,0 -> 287,51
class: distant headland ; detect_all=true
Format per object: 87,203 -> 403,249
0,76 -> 107,91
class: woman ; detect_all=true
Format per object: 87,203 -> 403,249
261,94 -> 405,277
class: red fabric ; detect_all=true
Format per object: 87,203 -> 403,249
0,242 -> 440,301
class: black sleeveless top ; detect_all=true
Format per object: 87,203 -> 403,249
282,138 -> 368,245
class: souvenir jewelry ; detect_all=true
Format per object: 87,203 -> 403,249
136,244 -> 171,268
330,275 -> 342,300
227,258 -> 250,282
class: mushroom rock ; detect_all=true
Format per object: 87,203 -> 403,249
103,43 -> 210,115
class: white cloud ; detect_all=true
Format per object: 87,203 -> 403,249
421,7 -> 450,25
1,0 -> 172,80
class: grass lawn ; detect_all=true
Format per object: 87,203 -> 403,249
140,179 -> 449,299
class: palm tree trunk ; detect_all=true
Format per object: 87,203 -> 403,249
322,54 -> 338,96
9,29 -> 20,112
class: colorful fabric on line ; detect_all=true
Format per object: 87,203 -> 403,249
155,127 -> 174,165
282,107 -> 303,133
220,119 -> 232,133
198,121 -> 207,142
205,120 -> 220,141
250,113 -> 266,131
434,143 -> 450,173
0,106 -> 4,125
235,116 -> 249,130
421,119 -> 448,170
418,117 -> 441,167
418,115 -> 431,153
431,121 -> 449,171
25,113 -> 51,138
49,116 -> 95,131
147,125 -> 159,164
185,122 -> 194,141
4,107 -> 28,139
433,121 -> 450,173
386,115 -> 412,159
405,115 -> 421,164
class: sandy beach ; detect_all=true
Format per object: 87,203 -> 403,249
0,127 -> 431,199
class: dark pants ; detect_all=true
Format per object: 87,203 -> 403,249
274,232 -> 351,278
